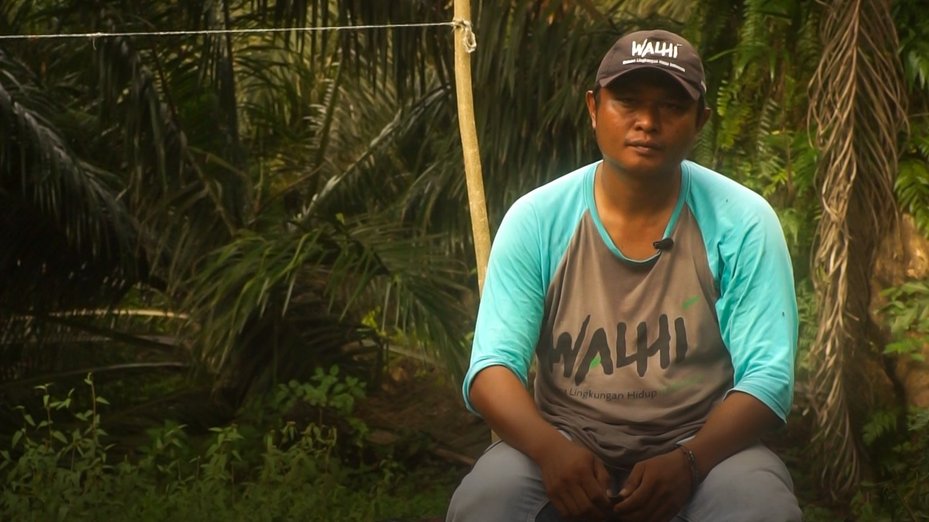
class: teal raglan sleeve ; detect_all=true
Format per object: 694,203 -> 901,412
715,201 -> 798,423
461,196 -> 546,414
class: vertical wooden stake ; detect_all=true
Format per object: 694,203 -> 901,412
453,1 -> 491,294
454,0 -> 499,444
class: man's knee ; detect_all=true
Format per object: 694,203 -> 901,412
683,445 -> 801,522
446,441 -> 550,522
448,468 -> 519,521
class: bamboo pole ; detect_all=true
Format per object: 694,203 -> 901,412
454,0 -> 499,445
453,1 -> 491,294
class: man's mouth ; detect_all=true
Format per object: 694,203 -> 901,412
625,140 -> 661,150
626,140 -> 662,154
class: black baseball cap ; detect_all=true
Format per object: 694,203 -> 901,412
595,29 -> 706,100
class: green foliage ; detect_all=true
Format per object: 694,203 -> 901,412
862,409 -> 899,447
896,0 -> 929,236
896,0 -> 929,93
0,48 -> 139,313
802,504 -> 844,522
1,0 -> 475,398
1,371 -> 453,521
879,281 -> 929,361
181,213 -> 472,399
793,278 -> 820,376
895,119 -> 929,236
237,365 -> 370,443
271,366 -> 366,418
693,0 -> 820,276
853,408 -> 929,520
852,282 -> 929,518
2,374 -> 112,519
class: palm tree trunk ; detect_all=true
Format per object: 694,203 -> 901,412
808,0 -> 908,500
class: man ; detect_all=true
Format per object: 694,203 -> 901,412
446,29 -> 802,522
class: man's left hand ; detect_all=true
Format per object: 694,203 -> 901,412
610,448 -> 694,522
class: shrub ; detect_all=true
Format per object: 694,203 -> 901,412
0,371 -> 452,521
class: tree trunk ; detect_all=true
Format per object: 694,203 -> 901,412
871,214 -> 929,408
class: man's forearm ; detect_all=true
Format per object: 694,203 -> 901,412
683,391 -> 783,479
469,365 -> 565,461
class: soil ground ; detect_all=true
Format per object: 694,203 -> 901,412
356,357 -> 490,463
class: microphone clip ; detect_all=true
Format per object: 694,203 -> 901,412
653,237 -> 674,251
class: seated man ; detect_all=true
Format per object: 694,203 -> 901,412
446,29 -> 802,522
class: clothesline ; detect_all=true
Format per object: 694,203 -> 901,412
0,19 -> 476,52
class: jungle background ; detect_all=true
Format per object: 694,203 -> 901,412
2,0 -> 929,520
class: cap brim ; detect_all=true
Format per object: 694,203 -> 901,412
598,66 -> 701,100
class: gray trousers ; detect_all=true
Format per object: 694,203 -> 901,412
446,440 -> 802,522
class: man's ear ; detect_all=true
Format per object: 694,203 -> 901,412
585,90 -> 598,130
696,106 -> 711,131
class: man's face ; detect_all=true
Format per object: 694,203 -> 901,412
586,69 -> 709,179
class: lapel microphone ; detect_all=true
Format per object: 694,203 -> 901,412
652,237 -> 674,251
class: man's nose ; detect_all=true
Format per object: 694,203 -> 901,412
633,104 -> 660,131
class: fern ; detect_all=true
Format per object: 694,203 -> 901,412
895,0 -> 929,92
895,119 -> 929,235
896,159 -> 929,235
862,409 -> 899,447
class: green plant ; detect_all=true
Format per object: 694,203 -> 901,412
139,419 -> 192,490
239,365 -> 369,442
879,281 -> 929,361
1,371 -> 454,520
895,119 -> 929,237
853,408 -> 929,520
273,366 -> 366,417
0,373 -> 112,519
849,282 -> 929,518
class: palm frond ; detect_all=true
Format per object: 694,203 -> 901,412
0,53 -> 139,313
617,0 -> 696,21
0,303 -> 188,397
335,214 -> 472,378
182,210 -> 470,400
95,31 -> 248,275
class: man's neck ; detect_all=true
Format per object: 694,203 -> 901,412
595,162 -> 682,219
593,162 -> 683,259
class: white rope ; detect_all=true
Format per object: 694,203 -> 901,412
453,18 -> 477,53
0,20 -> 460,41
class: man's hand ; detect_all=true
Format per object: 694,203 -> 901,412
470,366 -> 614,520
610,448 -> 693,522
536,436 -> 613,521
